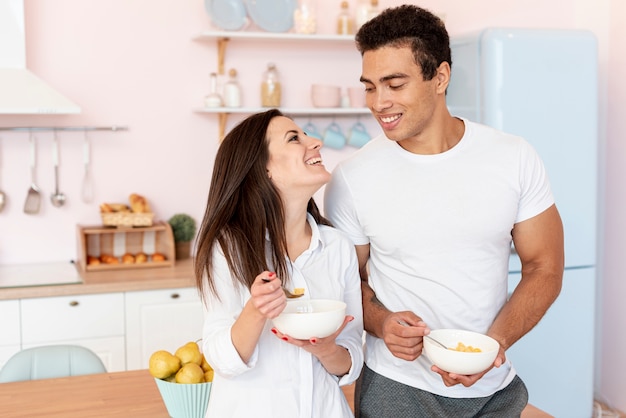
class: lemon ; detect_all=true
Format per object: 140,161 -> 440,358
175,341 -> 203,366
149,350 -> 181,379
175,362 -> 205,384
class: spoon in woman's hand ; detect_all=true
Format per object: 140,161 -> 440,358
262,278 -> 305,299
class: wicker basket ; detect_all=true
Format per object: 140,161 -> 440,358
101,212 -> 154,227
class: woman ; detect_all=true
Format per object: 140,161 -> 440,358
194,109 -> 363,417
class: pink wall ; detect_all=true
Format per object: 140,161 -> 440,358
600,0 -> 626,411
0,0 -> 623,411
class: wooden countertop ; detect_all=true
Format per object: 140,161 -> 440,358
0,369 -> 553,418
0,259 -> 196,301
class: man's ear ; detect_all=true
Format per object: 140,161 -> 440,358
436,61 -> 451,94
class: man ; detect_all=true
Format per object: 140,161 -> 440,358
324,4 -> 564,417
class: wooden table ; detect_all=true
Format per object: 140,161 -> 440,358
0,369 -> 553,417
0,370 -> 169,418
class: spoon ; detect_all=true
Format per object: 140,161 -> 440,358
424,334 -> 450,350
262,278 -> 305,299
397,321 -> 450,350
50,130 -> 66,207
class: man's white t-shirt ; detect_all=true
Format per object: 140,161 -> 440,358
324,118 -> 554,398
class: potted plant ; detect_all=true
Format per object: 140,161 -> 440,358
168,214 -> 197,260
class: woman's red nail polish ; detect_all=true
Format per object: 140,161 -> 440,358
310,339 -> 317,344
271,328 -> 277,334
282,337 -> 288,341
268,272 -> 276,278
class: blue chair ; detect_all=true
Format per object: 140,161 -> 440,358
0,345 -> 107,383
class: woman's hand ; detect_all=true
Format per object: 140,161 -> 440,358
271,315 -> 355,376
249,271 -> 286,319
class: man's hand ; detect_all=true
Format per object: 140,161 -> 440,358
381,312 -> 430,361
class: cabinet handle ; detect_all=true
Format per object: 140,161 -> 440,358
69,300 -> 80,307
170,293 -> 180,299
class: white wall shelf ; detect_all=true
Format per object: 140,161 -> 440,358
195,107 -> 370,140
194,31 -> 366,139
194,31 -> 355,43
195,107 -> 369,115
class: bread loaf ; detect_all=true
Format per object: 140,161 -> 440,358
129,193 -> 151,213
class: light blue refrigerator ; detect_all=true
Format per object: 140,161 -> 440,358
447,28 -> 598,417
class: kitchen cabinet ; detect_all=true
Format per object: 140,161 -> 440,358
125,287 -> 205,370
194,31 -> 371,138
20,293 -> 126,372
0,300 -> 21,369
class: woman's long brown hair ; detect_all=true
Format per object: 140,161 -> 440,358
194,109 -> 330,302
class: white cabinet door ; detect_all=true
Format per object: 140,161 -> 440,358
0,300 -> 21,369
125,287 -> 205,370
23,336 -> 126,372
20,293 -> 126,371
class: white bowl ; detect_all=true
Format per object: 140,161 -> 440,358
272,299 -> 346,340
423,329 -> 499,375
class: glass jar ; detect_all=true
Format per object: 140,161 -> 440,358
261,63 -> 281,107
294,0 -> 316,34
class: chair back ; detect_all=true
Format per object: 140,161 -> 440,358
0,345 -> 107,383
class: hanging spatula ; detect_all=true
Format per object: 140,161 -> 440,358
81,129 -> 94,203
23,132 -> 41,214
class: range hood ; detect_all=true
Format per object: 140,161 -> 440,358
0,0 -> 80,114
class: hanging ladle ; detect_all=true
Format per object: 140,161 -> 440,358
50,130 -> 66,207
23,132 -> 41,214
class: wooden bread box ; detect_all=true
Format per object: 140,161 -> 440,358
76,221 -> 175,272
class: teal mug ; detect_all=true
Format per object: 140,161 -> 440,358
323,122 -> 347,149
303,122 -> 322,140
348,122 -> 370,148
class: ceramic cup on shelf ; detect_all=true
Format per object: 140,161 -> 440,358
323,122 -> 347,149
348,86 -> 366,107
303,122 -> 323,140
348,121 -> 370,148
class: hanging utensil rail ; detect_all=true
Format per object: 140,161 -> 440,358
0,126 -> 128,132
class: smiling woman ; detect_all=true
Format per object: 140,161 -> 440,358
192,109 -> 364,417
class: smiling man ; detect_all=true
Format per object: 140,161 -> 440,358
324,4 -> 564,418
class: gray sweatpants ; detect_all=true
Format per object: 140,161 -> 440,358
356,364 -> 528,418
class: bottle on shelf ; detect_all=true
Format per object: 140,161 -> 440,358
355,0 -> 369,30
223,68 -> 242,108
261,63 -> 282,107
367,0 -> 380,21
293,0 -> 317,34
204,72 -> 223,108
355,0 -> 379,30
336,1 -> 354,35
